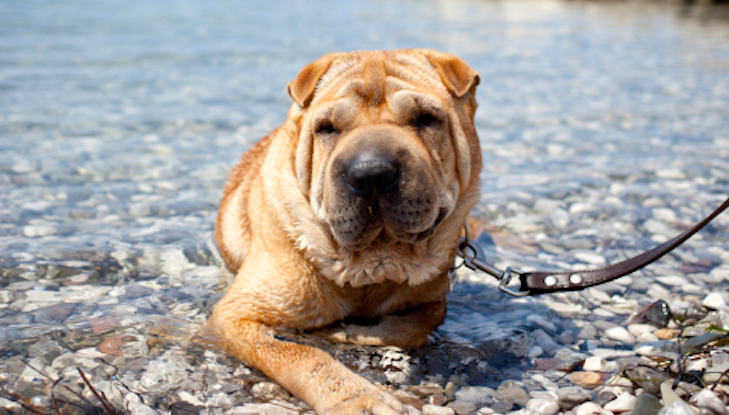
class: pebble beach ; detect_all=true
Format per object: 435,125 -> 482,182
1,1 -> 729,414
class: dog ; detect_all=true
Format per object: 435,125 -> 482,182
210,49 -> 481,415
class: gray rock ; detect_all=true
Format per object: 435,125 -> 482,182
624,366 -> 667,394
446,401 -> 477,415
633,392 -> 662,415
594,390 -> 617,407
455,386 -> 495,407
556,387 -> 590,411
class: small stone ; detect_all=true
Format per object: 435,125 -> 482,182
455,386 -> 494,407
444,383 -> 457,400
446,401 -> 477,415
556,387 -> 590,410
570,371 -> 602,389
422,404 -> 456,415
535,359 -> 559,371
393,390 -> 424,410
587,288 -> 612,304
658,401 -> 695,415
624,366 -> 667,394
428,393 -> 449,406
35,302 -> 77,322
633,392 -> 662,415
251,381 -> 290,400
654,328 -> 681,340
495,385 -> 528,406
691,389 -> 727,415
124,393 -> 158,415
577,324 -> 598,340
628,324 -> 657,337
528,345 -> 544,358
582,356 -> 605,372
635,345 -> 663,357
573,402 -> 604,415
574,251 -> 607,266
703,293 -> 726,310
531,329 -> 561,356
27,338 -> 63,361
704,361 -> 729,384
594,390 -> 617,407
636,332 -> 660,343
603,392 -> 637,413
660,382 -> 682,405
98,335 -> 138,357
604,327 -> 636,345
556,359 -> 584,372
527,314 -> 557,331
486,401 -> 512,414
0,397 -> 21,412
90,317 -> 122,334
656,276 -> 688,287
408,385 -> 446,399
525,398 -> 560,415
0,290 -> 15,304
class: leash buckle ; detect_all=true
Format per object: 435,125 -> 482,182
497,266 -> 529,297
456,234 -> 530,297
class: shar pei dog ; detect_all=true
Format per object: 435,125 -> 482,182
210,49 -> 481,414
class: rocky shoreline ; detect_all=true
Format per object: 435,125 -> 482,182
1,222 -> 728,415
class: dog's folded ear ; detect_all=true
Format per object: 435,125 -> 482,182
422,50 -> 480,98
287,53 -> 340,107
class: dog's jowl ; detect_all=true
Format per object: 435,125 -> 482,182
210,49 -> 481,415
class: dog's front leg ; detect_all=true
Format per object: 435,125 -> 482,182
317,300 -> 446,348
214,318 -> 408,415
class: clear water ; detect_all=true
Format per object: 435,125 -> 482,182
1,0 -> 729,364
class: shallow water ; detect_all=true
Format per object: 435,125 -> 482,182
1,0 -> 729,405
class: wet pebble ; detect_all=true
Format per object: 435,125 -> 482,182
569,371 -> 602,389
525,398 -> 560,415
422,404 -> 456,415
633,392 -> 662,415
604,326 -> 636,345
556,387 -> 591,411
446,401 -> 477,415
603,392 -> 637,413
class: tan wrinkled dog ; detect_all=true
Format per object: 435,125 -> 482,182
210,49 -> 481,415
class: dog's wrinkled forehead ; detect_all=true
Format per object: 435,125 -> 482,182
312,52 -> 449,107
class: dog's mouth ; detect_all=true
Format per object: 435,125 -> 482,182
324,176 -> 452,250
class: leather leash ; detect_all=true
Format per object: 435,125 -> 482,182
455,197 -> 729,297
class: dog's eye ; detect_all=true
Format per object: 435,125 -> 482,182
413,112 -> 442,131
315,121 -> 338,137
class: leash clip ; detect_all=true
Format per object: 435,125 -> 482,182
455,230 -> 530,297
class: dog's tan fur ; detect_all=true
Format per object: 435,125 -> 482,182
210,49 -> 481,415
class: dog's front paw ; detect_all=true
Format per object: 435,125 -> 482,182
319,386 -> 406,415
312,324 -> 352,343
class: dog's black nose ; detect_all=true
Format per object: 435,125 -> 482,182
344,150 -> 400,197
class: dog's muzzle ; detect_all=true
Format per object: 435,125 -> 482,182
325,127 -> 447,249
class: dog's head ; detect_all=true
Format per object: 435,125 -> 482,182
287,50 -> 481,253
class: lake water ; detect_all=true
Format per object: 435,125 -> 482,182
1,0 -> 729,409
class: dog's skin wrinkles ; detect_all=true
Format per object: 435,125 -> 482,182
210,49 -> 481,415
